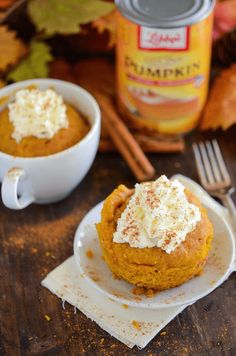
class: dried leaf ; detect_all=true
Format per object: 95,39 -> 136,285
28,0 -> 115,36
0,25 -> 27,73
7,41 -> 53,82
92,10 -> 117,47
0,0 -> 17,9
214,0 -> 236,40
200,65 -> 236,130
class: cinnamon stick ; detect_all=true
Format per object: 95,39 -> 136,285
99,135 -> 185,153
97,94 -> 155,181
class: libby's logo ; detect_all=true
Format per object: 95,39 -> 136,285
138,26 -> 189,51
148,33 -> 181,46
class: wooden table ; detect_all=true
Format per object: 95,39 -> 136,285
0,126 -> 236,356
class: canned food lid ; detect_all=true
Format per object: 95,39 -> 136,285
115,0 -> 215,28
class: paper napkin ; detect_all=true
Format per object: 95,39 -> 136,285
42,175 -> 236,349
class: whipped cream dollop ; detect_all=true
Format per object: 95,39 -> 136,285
8,88 -> 68,142
113,175 -> 201,254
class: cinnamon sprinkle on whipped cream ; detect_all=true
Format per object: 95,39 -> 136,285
113,175 -> 201,253
9,88 -> 68,142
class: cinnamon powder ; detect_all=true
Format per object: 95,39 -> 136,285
3,211 -> 80,251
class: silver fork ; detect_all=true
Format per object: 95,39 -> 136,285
192,139 -> 236,230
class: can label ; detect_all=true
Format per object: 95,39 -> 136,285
116,11 -> 213,134
138,26 -> 189,51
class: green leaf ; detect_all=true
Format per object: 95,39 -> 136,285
28,0 -> 115,36
7,41 -> 53,82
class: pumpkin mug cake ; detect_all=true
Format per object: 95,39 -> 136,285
97,175 -> 213,291
0,87 -> 90,157
0,79 -> 100,209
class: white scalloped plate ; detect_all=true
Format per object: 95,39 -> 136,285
73,200 -> 235,309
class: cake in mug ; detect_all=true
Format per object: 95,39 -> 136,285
0,88 -> 89,157
96,175 -> 213,291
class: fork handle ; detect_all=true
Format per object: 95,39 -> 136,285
220,193 -> 236,234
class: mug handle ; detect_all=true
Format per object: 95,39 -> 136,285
1,167 -> 35,210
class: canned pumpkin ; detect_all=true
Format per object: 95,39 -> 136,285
115,0 -> 215,135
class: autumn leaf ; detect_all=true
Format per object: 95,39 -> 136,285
200,65 -> 236,130
28,0 -> 115,36
0,25 -> 27,73
7,41 -> 53,82
214,0 -> 236,40
0,0 -> 17,9
92,10 -> 117,47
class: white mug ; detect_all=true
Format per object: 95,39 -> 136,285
0,79 -> 101,210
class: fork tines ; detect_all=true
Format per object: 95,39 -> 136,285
192,139 -> 231,188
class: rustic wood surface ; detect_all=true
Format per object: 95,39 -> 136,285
0,125 -> 236,356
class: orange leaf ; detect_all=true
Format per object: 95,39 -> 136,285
0,0 -> 17,10
214,0 -> 236,40
200,65 -> 236,130
92,10 -> 117,47
0,25 -> 27,73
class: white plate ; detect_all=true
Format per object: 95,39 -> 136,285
73,201 -> 235,309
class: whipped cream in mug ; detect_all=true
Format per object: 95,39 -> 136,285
113,175 -> 201,253
9,88 -> 68,142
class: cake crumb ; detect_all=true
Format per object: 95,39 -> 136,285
86,249 -> 94,259
132,286 -> 156,297
92,276 -> 100,282
146,288 -> 156,297
88,271 -> 99,282
134,296 -> 143,302
44,314 -> 51,321
160,331 -> 166,336
122,304 -> 129,309
113,273 -> 121,280
132,320 -> 141,330
132,286 -> 145,295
